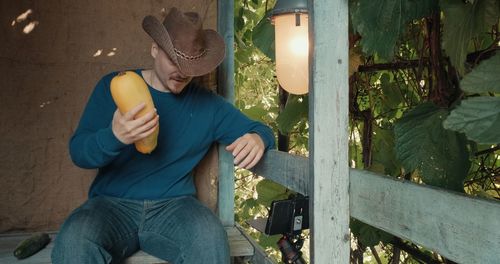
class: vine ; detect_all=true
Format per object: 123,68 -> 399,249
234,0 -> 499,263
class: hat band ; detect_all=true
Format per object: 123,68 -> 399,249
174,47 -> 207,61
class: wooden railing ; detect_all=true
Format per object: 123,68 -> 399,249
247,150 -> 500,264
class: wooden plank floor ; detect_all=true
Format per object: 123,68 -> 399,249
0,227 -> 253,264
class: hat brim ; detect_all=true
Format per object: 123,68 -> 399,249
142,16 -> 226,77
177,29 -> 226,76
142,15 -> 179,66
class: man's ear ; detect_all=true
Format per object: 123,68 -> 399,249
151,43 -> 158,58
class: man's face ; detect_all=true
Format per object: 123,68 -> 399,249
152,44 -> 193,94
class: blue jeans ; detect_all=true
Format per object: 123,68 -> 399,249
51,195 -> 230,264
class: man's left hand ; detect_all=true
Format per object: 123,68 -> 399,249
226,133 -> 265,169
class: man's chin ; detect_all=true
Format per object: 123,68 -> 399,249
167,83 -> 187,94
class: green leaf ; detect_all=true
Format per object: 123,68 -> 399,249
350,0 -> 437,60
461,53 -> 500,93
276,95 -> 308,134
394,102 -> 471,191
350,219 -> 394,247
372,126 -> 401,176
443,96 -> 500,144
252,15 -> 275,61
235,47 -> 253,65
239,198 -> 259,220
242,104 -> 268,122
243,9 -> 261,26
479,0 -> 500,32
442,0 -> 500,75
235,4 -> 245,32
257,233 -> 281,249
380,73 -> 404,109
256,179 -> 289,207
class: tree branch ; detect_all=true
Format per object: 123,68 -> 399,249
392,246 -> 401,264
393,239 -> 441,264
357,60 -> 428,72
475,145 -> 500,156
370,246 -> 383,264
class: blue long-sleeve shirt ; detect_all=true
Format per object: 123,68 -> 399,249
70,70 -> 275,200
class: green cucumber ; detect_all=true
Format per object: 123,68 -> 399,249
13,232 -> 51,259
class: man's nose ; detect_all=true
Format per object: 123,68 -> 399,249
178,71 -> 188,79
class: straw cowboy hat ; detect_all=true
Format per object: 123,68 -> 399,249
142,7 -> 226,76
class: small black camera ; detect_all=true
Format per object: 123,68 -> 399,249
248,194 -> 309,264
264,194 -> 309,236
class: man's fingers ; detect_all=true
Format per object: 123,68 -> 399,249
225,137 -> 240,151
227,134 -> 266,168
136,123 -> 158,140
128,109 -> 157,130
225,143 -> 235,151
113,109 -> 122,118
236,147 -> 258,169
234,143 -> 251,164
231,139 -> 248,157
134,115 -> 159,135
123,102 -> 146,120
246,149 -> 264,169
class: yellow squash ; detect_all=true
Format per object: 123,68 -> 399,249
110,71 -> 158,154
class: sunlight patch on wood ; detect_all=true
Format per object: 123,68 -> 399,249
15,9 -> 33,25
23,21 -> 39,34
93,49 -> 103,57
107,48 -> 118,57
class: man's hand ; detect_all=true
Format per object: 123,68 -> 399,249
226,133 -> 265,169
112,102 -> 159,145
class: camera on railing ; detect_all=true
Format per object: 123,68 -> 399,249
247,194 -> 309,264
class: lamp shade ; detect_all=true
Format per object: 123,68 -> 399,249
274,12 -> 309,94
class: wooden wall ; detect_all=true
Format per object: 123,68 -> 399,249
0,0 -> 218,233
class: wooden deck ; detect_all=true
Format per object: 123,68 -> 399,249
0,226 -> 253,264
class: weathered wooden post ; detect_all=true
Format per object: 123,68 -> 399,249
309,0 -> 350,262
217,0 -> 235,227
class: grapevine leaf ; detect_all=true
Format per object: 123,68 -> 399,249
252,15 -> 275,61
372,126 -> 401,176
350,0 -> 437,60
242,104 -> 268,123
394,103 -> 470,191
239,198 -> 259,220
351,219 -> 394,247
380,73 -> 404,109
276,95 -> 308,134
461,53 -> 500,93
256,179 -> 289,207
235,5 -> 245,32
443,96 -> 500,144
442,0 -> 500,75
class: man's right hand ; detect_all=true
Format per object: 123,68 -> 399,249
112,102 -> 159,145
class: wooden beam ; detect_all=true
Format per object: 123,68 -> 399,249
250,150 -> 309,195
217,0 -> 235,101
236,225 -> 278,264
350,170 -> 500,264
0,227 -> 253,264
250,150 -> 500,264
217,0 -> 235,227
309,0 -> 350,262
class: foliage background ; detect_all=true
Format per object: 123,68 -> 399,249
233,0 -> 499,263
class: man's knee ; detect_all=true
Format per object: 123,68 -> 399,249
52,209 -> 103,255
194,216 -> 227,242
52,201 -> 114,263
181,199 -> 228,244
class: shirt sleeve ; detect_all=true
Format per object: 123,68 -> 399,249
69,74 -> 127,169
212,95 -> 276,150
